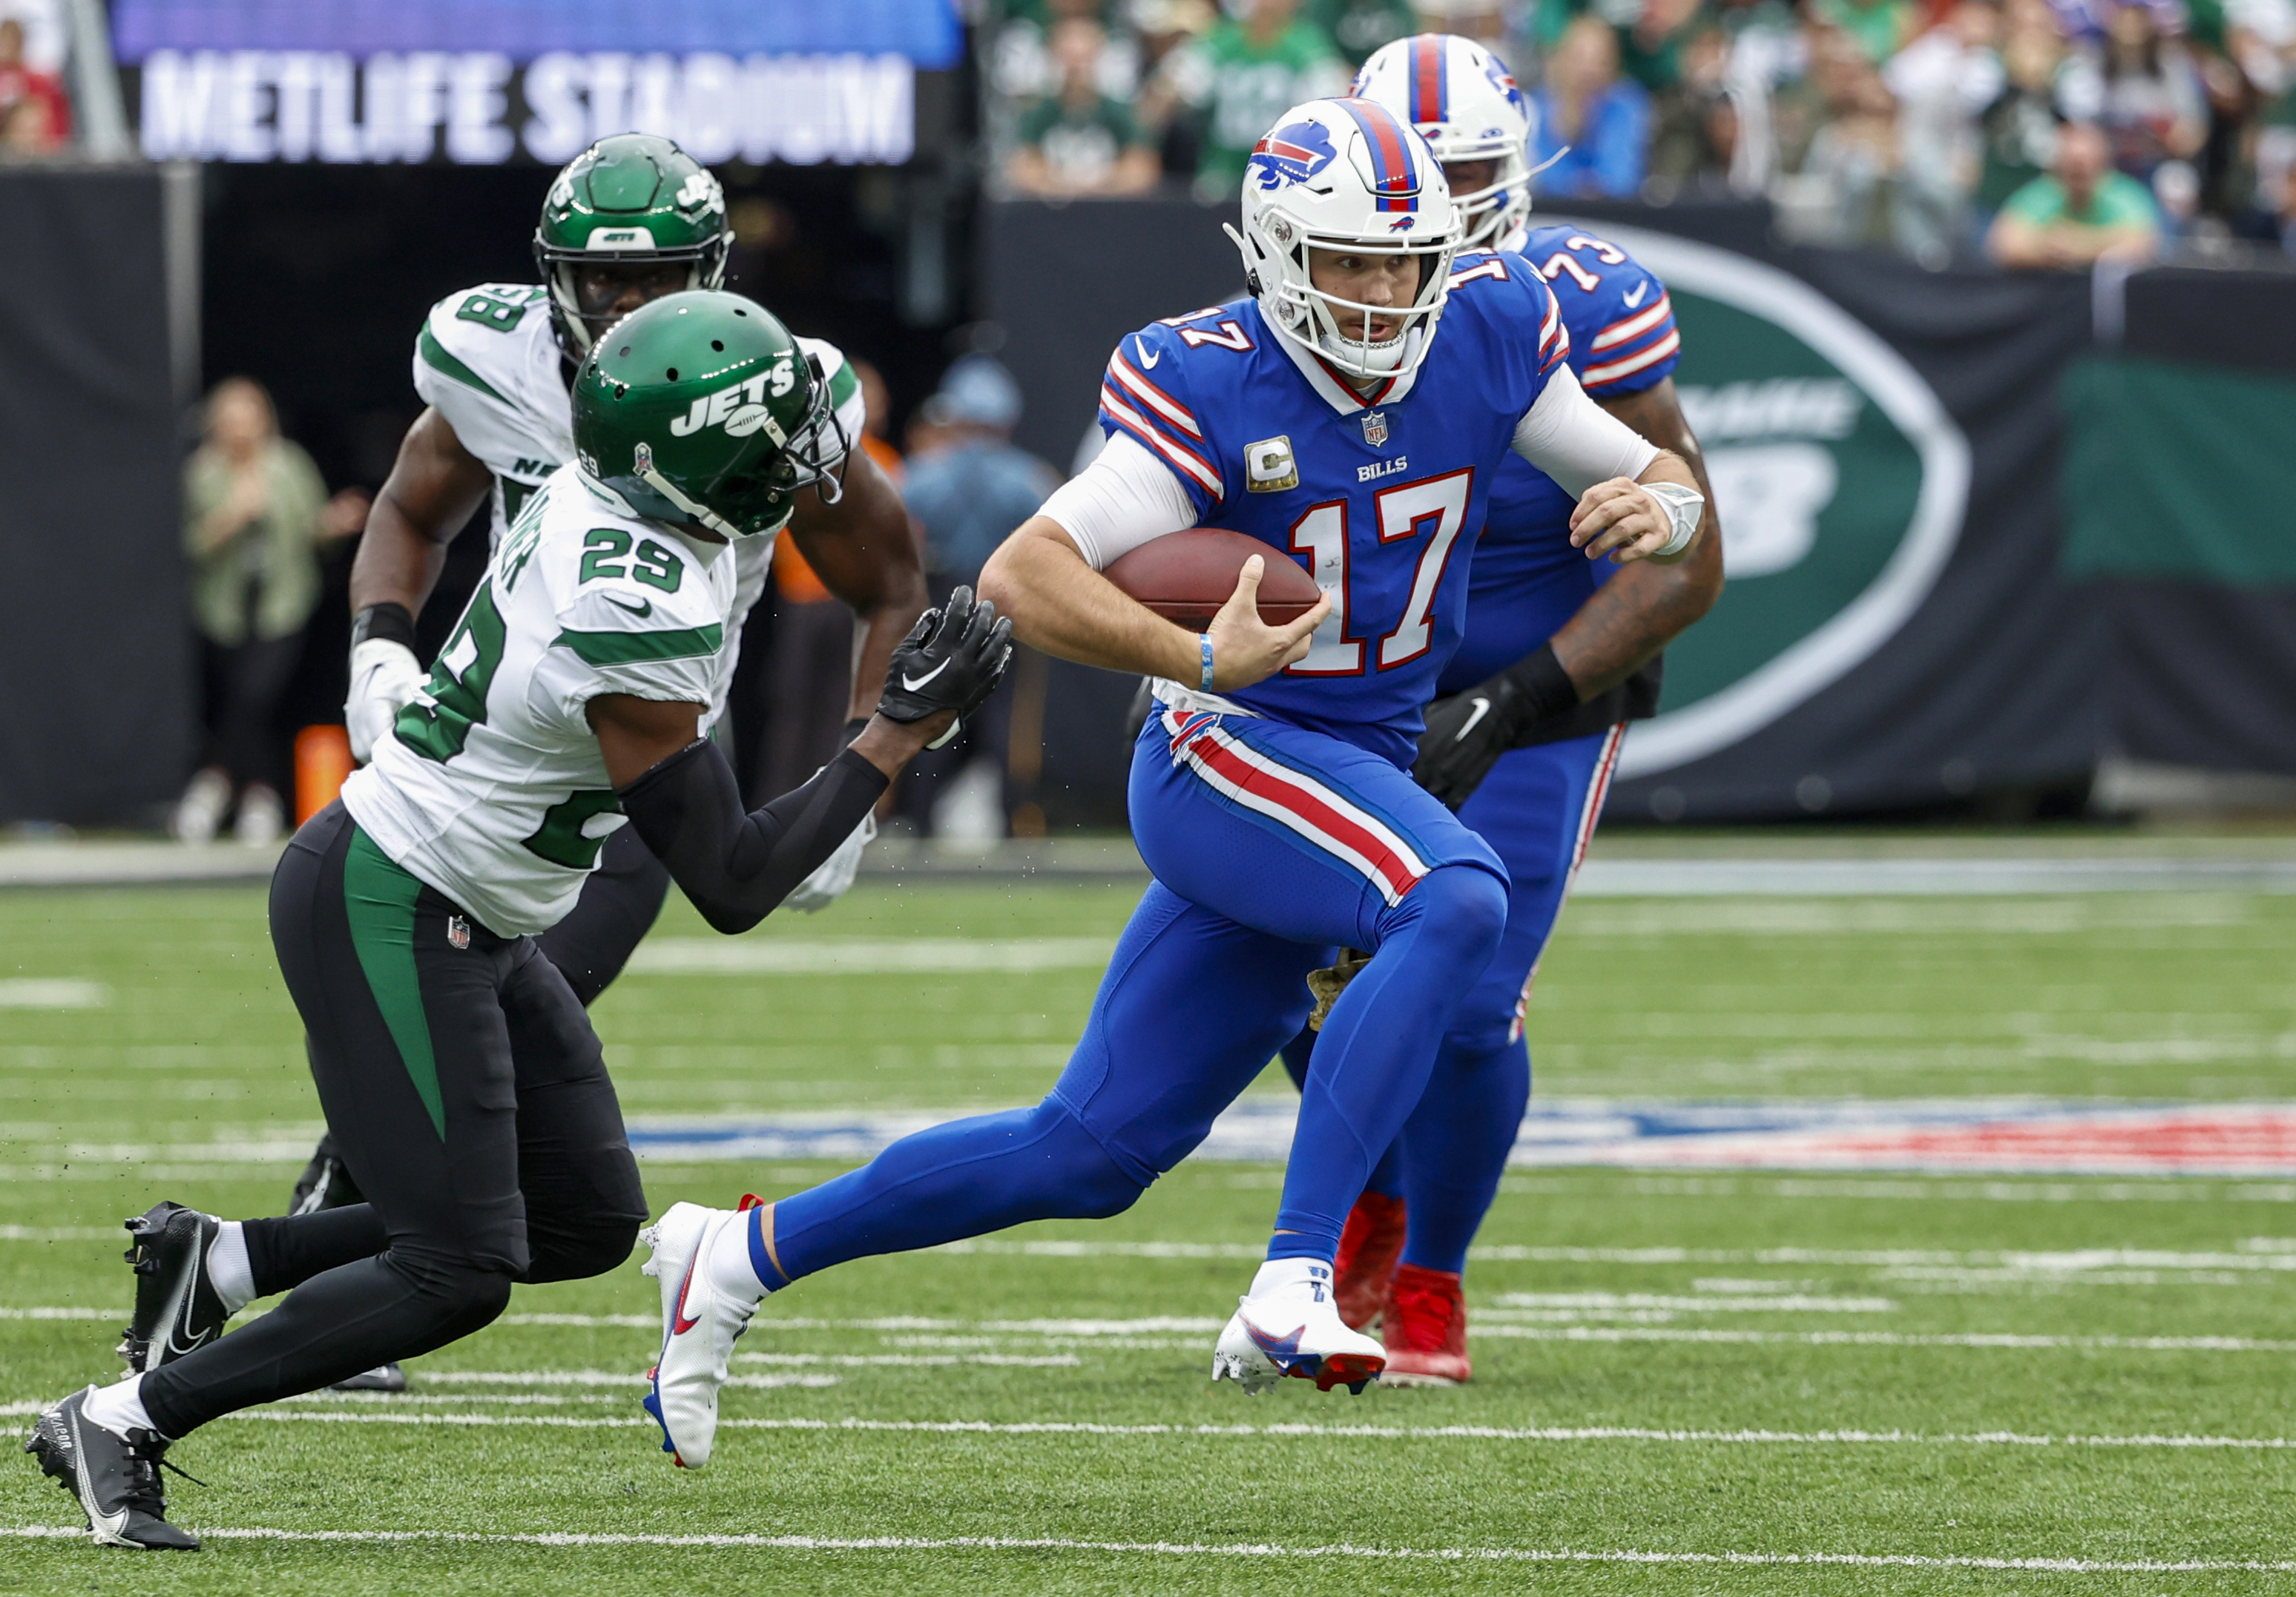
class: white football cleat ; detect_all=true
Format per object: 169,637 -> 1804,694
1211,1259 -> 1387,1395
639,1199 -> 760,1469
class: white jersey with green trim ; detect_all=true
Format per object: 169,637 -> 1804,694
409,283 -> 866,719
341,464 -> 740,938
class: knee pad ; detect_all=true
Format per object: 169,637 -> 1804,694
1405,864 -> 1509,965
522,1213 -> 643,1285
381,1248 -> 515,1341
1028,1101 -> 1151,1219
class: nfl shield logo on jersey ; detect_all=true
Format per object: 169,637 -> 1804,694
447,915 -> 471,951
1360,411 -> 1390,448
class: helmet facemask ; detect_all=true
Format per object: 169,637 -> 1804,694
540,243 -> 728,358
1435,142 -> 1532,249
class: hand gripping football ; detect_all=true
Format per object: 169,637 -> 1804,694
1103,528 -> 1324,633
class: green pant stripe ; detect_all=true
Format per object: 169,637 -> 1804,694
342,828 -> 446,1140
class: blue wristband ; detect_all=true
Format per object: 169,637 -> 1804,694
1198,635 -> 1216,692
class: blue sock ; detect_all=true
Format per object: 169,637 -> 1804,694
1280,1027 -> 1404,1201
1396,1033 -> 1530,1275
1270,864 -> 1507,1261
772,1102 -> 1145,1282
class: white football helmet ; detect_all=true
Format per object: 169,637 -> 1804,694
1352,35 -> 1532,251
1224,98 -> 1464,381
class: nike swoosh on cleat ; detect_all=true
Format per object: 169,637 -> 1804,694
1453,697 -> 1491,743
69,1415 -> 129,1543
671,1253 -> 703,1336
604,595 -> 653,619
1134,336 -> 1159,369
156,1242 -> 206,1362
901,658 -> 952,693
1622,280 -> 1649,307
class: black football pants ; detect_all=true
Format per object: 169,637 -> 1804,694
286,820 -> 671,1211
139,803 -> 648,1439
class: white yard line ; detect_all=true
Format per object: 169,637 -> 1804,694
10,1406 -> 2291,1453
0,980 -> 106,1009
3,1522 -> 2289,1573
488,1310 -> 2296,1350
733,1353 -> 1082,1368
414,1370 -> 840,1391
626,938 -> 1116,975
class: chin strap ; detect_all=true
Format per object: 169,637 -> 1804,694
639,466 -> 746,539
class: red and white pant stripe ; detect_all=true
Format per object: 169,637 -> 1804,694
1164,710 -> 1430,907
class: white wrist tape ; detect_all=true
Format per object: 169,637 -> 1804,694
1642,481 -> 1705,558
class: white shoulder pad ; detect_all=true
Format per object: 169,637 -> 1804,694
412,283 -> 570,481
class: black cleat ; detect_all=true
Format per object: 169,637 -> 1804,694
290,1136 -> 364,1216
24,1388 -> 200,1550
329,1363 -> 407,1393
118,1202 -> 228,1374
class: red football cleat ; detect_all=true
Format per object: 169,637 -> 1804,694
1378,1262 -> 1471,1386
1331,1190 -> 1407,1331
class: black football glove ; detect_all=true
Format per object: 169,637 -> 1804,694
876,585 -> 1015,748
1412,642 -> 1579,810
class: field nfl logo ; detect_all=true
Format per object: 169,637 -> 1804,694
447,915 -> 470,951
1359,410 -> 1389,448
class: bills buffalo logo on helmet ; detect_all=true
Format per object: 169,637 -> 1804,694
1249,119 -> 1341,191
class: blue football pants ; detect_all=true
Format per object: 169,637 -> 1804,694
1279,725 -> 1621,1274
772,708 -> 1510,1280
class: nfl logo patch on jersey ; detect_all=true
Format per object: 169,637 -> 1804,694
1360,411 -> 1389,449
447,915 -> 471,951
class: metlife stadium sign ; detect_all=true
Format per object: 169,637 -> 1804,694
112,0 -> 963,166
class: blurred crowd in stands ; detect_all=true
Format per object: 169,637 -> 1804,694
0,9 -> 70,161
989,0 -> 2296,264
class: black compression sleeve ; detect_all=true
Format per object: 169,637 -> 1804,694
616,738 -> 888,935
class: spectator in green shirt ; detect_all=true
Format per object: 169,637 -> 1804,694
1987,120 -> 2162,266
1147,0 -> 1349,200
1008,17 -> 1162,195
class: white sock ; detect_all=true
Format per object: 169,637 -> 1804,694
705,1206 -> 774,1302
207,1219 -> 255,1314
1249,1256 -> 1335,1300
81,1374 -> 159,1439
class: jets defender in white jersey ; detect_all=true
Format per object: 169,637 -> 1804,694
142,134 -> 927,1400
27,292 -> 1011,1550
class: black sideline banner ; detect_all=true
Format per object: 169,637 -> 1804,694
0,170 -> 188,825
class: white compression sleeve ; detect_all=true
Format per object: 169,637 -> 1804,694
1510,364 -> 1662,498
1037,431 -> 1201,570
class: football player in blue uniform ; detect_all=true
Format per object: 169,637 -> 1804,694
1274,35 -> 1726,1385
636,96 -> 1705,1469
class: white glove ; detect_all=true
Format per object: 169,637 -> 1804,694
783,810 -> 876,914
346,639 -> 426,763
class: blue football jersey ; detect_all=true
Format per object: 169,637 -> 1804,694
1441,227 -> 1682,693
1099,260 -> 1568,768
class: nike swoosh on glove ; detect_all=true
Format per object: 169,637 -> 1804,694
346,639 -> 426,763
875,585 -> 1016,750
1412,642 -> 1579,810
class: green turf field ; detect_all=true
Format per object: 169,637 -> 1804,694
2,877 -> 2293,1593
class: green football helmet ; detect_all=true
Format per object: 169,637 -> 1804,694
572,291 -> 846,540
535,134 -> 731,356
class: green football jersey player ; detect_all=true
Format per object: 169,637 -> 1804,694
318,133 -> 924,1393
32,294 -> 1013,1550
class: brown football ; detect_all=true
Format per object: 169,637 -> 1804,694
1103,528 -> 1324,632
